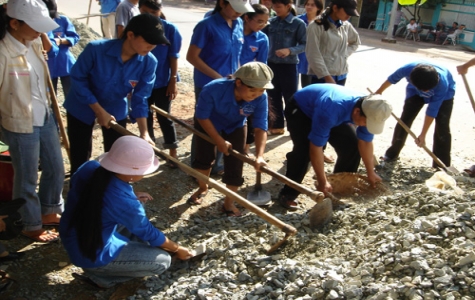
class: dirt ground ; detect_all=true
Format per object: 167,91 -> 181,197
1,1 -> 475,299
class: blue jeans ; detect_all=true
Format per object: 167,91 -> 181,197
83,241 -> 171,288
1,113 -> 64,231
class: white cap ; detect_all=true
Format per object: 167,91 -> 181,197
228,0 -> 254,14
362,95 -> 392,135
7,0 -> 59,33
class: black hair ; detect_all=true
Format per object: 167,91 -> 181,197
315,1 -> 351,30
212,0 -> 230,15
410,18 -> 416,21
0,5 -> 25,40
304,0 -> 323,16
241,3 -> 269,20
272,0 -> 297,16
68,166 -> 114,262
42,0 -> 59,19
138,0 -> 166,20
410,64 -> 439,91
453,22 -> 458,26
354,97 -> 366,117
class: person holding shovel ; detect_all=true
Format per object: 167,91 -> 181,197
64,14 -> 169,176
277,84 -> 392,210
374,62 -> 456,168
60,136 -> 193,289
189,62 -> 273,217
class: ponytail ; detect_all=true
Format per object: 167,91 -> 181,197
69,166 -> 114,262
314,6 -> 331,31
212,0 -> 230,15
272,0 -> 296,16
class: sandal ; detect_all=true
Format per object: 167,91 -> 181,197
72,273 -> 107,290
21,229 -> 59,243
0,270 -> 15,293
277,194 -> 299,211
464,165 -> 475,178
221,205 -> 242,217
187,191 -> 208,205
380,155 -> 398,163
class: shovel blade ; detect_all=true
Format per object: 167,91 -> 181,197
247,190 -> 272,206
309,198 -> 333,231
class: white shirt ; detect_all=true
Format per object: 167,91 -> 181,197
406,23 -> 418,31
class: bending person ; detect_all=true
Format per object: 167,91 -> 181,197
64,14 -> 168,175
60,136 -> 193,289
278,84 -> 391,210
374,62 -> 455,167
189,62 -> 272,217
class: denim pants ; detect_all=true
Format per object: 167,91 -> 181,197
146,86 -> 178,148
267,62 -> 298,129
83,241 -> 171,288
1,114 -> 64,231
190,86 -> 223,174
280,98 -> 360,200
385,96 -> 453,167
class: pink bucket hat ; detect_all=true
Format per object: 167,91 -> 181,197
97,136 -> 159,176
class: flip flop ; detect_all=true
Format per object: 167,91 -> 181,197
72,273 -> 107,290
221,205 -> 242,217
187,191 -> 208,205
21,229 -> 59,243
464,165 -> 475,177
277,194 -> 300,211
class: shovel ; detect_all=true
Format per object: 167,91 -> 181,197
247,172 -> 272,206
366,88 -> 459,175
461,74 -> 475,116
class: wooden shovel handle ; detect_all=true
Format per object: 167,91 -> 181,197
462,74 -> 475,116
47,73 -> 70,161
150,105 -> 324,203
108,120 -> 297,237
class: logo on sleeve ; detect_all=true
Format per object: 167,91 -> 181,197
129,80 -> 138,88
250,46 -> 258,52
240,104 -> 255,117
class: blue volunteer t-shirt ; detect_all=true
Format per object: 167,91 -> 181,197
387,61 -> 456,118
100,0 -> 121,14
190,13 -> 244,88
64,39 -> 157,125
150,19 -> 182,89
195,79 -> 268,133
240,30 -> 269,65
293,84 -> 373,147
59,160 -> 166,268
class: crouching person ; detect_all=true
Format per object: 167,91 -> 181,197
188,62 -> 273,217
278,84 -> 392,210
59,136 -> 192,289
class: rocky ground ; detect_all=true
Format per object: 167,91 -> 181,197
1,2 -> 475,299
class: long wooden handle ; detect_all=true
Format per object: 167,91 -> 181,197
390,112 -> 450,171
462,74 -> 475,116
109,120 -> 297,236
47,74 -> 71,161
150,105 -> 324,203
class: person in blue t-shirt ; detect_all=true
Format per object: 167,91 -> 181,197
97,0 -> 121,39
187,0 -> 254,175
42,0 -> 80,98
278,84 -> 392,210
140,0 -> 182,168
297,0 -> 322,88
262,0 -> 306,136
241,3 -> 269,157
189,62 -> 273,217
374,62 -> 456,168
64,14 -> 169,176
60,136 -> 193,289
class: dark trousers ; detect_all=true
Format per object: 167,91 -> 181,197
67,113 -> 127,175
280,98 -> 360,199
246,117 -> 254,145
300,74 -> 313,88
51,76 -> 72,98
192,122 -> 246,187
146,86 -> 178,149
385,96 -> 453,167
267,62 -> 298,129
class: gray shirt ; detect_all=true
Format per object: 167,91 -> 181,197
115,0 -> 139,37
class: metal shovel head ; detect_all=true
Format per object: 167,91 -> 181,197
326,172 -> 391,201
309,198 -> 333,231
247,189 -> 272,206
